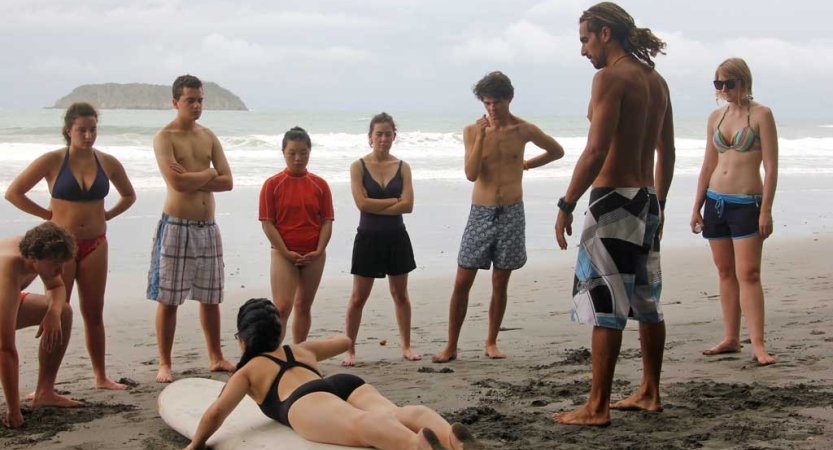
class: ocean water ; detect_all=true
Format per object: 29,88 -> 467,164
2,109 -> 832,292
1,109 -> 833,194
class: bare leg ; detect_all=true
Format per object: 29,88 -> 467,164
199,303 -> 234,372
553,326 -> 621,426
289,394 -> 435,450
611,321 -> 665,412
703,239 -> 742,355
348,384 -> 482,449
292,252 -> 326,344
344,275 -> 374,367
271,248 -> 300,342
16,294 -> 81,407
734,236 -> 775,365
389,274 -> 421,361
155,303 -> 177,383
485,269 -> 511,359
75,241 -> 125,390
432,267 -> 477,363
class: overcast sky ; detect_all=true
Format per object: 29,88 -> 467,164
0,0 -> 828,120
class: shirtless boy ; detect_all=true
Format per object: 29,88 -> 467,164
0,222 -> 79,428
147,74 -> 235,383
433,71 -> 565,363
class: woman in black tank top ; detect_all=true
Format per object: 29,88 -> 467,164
343,113 -> 421,367
184,299 -> 482,450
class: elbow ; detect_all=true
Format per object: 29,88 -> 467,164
464,171 -> 479,182
4,191 -> 19,204
221,177 -> 234,192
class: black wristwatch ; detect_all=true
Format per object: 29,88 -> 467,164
557,197 -> 576,214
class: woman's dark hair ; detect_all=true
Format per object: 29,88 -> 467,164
19,222 -> 75,262
236,298 -> 283,371
368,112 -> 397,135
580,2 -> 666,69
62,102 -> 98,145
281,126 -> 312,152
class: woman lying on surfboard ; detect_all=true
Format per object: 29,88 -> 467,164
184,298 -> 483,450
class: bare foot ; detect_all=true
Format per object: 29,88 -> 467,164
342,352 -> 356,367
702,339 -> 741,355
156,365 -> 173,383
485,344 -> 506,359
96,378 -> 128,390
209,359 -> 235,373
418,428 -> 445,450
24,391 -> 35,401
752,348 -> 776,365
552,405 -> 610,427
610,392 -> 662,412
450,422 -> 484,450
32,391 -> 82,408
403,348 -> 423,362
431,347 -> 457,363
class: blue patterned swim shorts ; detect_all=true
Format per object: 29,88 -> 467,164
457,202 -> 527,271
571,187 -> 663,330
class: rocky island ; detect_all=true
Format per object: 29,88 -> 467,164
52,82 -> 248,110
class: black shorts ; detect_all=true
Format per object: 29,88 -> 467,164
703,195 -> 761,240
351,228 -> 416,278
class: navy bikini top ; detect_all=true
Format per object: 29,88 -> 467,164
51,148 -> 110,201
256,346 -> 322,422
358,159 -> 405,232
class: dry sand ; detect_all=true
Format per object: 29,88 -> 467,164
2,235 -> 833,449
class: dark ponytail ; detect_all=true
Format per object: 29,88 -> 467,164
580,2 -> 666,69
236,298 -> 283,371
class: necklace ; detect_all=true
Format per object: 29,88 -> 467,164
611,54 -> 631,67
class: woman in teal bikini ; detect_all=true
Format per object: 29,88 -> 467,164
690,57 -> 779,365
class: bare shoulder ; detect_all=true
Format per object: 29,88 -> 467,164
752,102 -> 773,118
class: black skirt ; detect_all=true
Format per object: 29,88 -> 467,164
350,228 -> 417,278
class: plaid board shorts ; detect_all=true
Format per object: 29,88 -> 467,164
147,213 -> 224,305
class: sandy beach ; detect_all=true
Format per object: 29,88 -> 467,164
2,175 -> 833,449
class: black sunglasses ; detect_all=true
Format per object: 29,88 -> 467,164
713,78 -> 741,90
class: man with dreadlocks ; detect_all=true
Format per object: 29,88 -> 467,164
554,2 -> 676,426
0,222 -> 80,428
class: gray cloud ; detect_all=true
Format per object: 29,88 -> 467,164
0,0 -> 829,120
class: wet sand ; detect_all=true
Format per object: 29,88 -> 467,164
3,232 -> 833,449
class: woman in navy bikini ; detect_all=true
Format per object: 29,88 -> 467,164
6,102 -> 136,388
185,298 -> 482,450
342,113 -> 420,367
690,58 -> 779,365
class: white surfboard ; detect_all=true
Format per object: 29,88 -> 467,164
158,377 -> 364,450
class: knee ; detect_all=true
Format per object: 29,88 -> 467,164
714,264 -> 735,280
452,278 -> 472,294
737,267 -> 761,284
348,293 -> 369,310
276,302 -> 292,319
60,303 -> 73,323
293,301 -> 312,316
389,290 -> 410,306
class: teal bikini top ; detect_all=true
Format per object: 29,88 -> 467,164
713,107 -> 761,153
